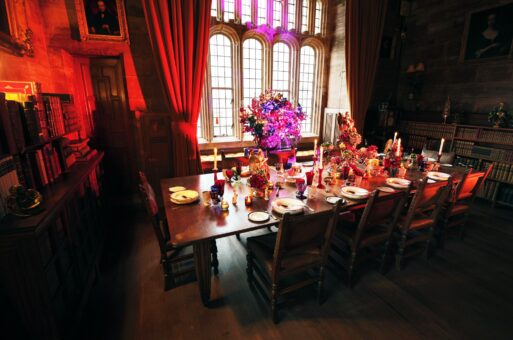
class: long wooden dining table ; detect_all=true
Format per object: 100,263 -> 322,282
160,165 -> 464,306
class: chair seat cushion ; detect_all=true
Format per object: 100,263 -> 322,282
336,224 -> 389,248
397,214 -> 434,231
247,233 -> 322,276
450,203 -> 469,216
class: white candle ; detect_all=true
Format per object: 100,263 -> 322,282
319,146 -> 324,168
393,131 -> 398,144
438,138 -> 445,155
314,139 -> 317,153
213,147 -> 218,169
396,138 -> 401,157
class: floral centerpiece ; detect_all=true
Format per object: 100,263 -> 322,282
383,139 -> 403,176
321,112 -> 377,178
240,89 -> 306,150
488,102 -> 511,128
247,149 -> 270,196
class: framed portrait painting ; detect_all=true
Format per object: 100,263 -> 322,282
460,2 -> 513,61
75,0 -> 129,42
0,0 -> 33,56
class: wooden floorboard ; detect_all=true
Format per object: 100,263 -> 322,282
79,201 -> 513,340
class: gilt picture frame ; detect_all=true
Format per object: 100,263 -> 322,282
74,0 -> 129,43
460,2 -> 513,62
0,0 -> 33,57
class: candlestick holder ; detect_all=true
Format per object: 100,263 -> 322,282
317,167 -> 325,189
213,168 -> 218,181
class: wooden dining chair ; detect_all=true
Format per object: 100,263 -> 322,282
395,178 -> 452,270
246,201 -> 343,324
330,190 -> 408,287
437,165 -> 493,244
138,172 -> 219,290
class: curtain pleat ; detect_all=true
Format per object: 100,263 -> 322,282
345,0 -> 388,131
142,0 -> 211,176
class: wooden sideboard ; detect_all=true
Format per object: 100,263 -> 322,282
0,152 -> 104,339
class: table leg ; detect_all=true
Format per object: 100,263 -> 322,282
194,240 -> 212,306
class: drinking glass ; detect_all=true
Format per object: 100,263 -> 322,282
323,176 -> 331,193
215,179 -> 226,198
202,191 -> 211,206
295,178 -> 307,199
210,185 -> 219,204
305,170 -> 314,185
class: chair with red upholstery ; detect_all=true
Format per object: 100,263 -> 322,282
437,165 -> 493,244
395,178 -> 452,270
138,171 -> 218,290
331,189 -> 408,286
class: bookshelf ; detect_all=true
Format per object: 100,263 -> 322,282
398,121 -> 513,207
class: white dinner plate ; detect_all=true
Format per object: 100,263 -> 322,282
427,171 -> 451,181
170,190 -> 199,204
326,196 -> 346,205
441,163 -> 453,167
377,186 -> 395,193
272,198 -> 305,215
169,186 -> 186,193
340,186 -> 370,200
248,211 -> 271,223
386,177 -> 411,189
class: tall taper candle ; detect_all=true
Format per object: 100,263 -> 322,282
319,146 -> 324,168
393,131 -> 398,144
314,139 -> 317,153
438,138 -> 445,155
396,138 -> 401,157
213,147 -> 218,169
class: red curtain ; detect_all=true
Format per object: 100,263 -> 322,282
345,0 -> 388,131
142,0 -> 211,177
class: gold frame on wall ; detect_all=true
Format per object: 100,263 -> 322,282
74,0 -> 129,43
459,2 -> 513,62
0,0 -> 33,57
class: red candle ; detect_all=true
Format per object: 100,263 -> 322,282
244,196 -> 253,207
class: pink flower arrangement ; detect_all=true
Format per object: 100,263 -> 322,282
240,90 -> 306,150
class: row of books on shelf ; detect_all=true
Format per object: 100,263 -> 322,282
478,129 -> 513,145
0,156 -> 20,220
455,127 -> 478,140
0,92 -> 78,155
488,162 -> 513,184
453,140 -> 474,157
399,121 -> 455,139
405,134 -> 427,150
453,140 -> 513,163
477,180 -> 499,201
496,186 -> 513,205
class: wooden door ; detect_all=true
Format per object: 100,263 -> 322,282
90,57 -> 135,194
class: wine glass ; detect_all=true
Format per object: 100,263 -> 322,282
215,179 -> 226,198
295,178 -> 307,199
323,177 -> 331,193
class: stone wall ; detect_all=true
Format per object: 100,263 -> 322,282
326,0 -> 349,110
396,0 -> 513,118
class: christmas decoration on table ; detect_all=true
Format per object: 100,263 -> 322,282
488,102 -> 511,128
240,89 -> 306,150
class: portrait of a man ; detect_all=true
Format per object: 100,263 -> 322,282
463,3 -> 513,61
85,0 -> 120,36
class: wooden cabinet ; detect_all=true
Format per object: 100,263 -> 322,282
0,152 -> 104,339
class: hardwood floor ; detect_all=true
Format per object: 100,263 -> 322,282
79,200 -> 513,340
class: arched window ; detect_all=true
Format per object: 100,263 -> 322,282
301,0 -> 309,32
209,34 -> 234,137
241,0 -> 252,23
314,0 -> 322,34
272,42 -> 291,100
258,0 -> 267,25
224,0 -> 235,22
288,0 -> 297,30
243,38 -> 264,106
273,0 -> 282,28
299,45 -> 316,133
